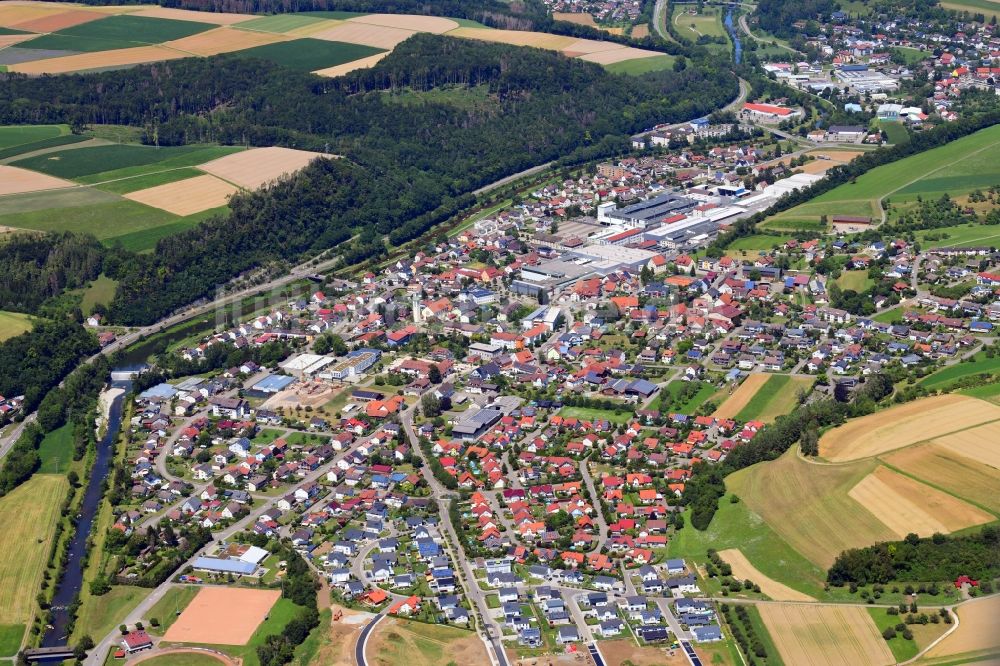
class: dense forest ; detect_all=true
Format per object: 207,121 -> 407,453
828,527 -> 1000,585
0,233 -> 105,314
0,35 -> 737,326
0,320 -> 98,413
755,0 -> 836,38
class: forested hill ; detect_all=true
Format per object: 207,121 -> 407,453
0,35 -> 737,326
755,0 -> 836,38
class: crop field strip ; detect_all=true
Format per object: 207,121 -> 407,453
757,604 -> 894,666
15,14 -> 216,52
717,548 -> 815,602
713,373 -> 770,419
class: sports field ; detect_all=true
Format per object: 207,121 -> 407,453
0,474 -> 68,630
757,604 -> 894,666
717,549 -> 814,601
0,310 -> 33,342
762,123 -> 1000,228
163,587 -> 280,645
817,394 -> 1000,462
146,585 -> 201,634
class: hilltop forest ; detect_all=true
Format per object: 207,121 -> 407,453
0,34 -> 738,326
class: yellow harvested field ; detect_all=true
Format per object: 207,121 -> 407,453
932,421 -> 1000,469
713,373 -> 771,419
553,11 -> 597,26
561,38 -> 624,55
0,166 -> 75,196
349,13 -> 458,34
0,32 -> 33,47
632,24 -> 650,38
448,27 -> 576,50
882,442 -> 1000,514
11,8 -> 103,32
9,44 -> 185,74
718,549 -> 815,602
849,466 -> 993,538
818,394 -> 1000,462
578,46 -> 660,64
124,174 -> 237,216
0,3 -> 62,27
759,604 -> 894,666
199,146 -> 331,190
284,18 -> 343,37
129,6 -> 253,25
925,596 -> 1000,660
309,22 -> 416,49
163,27 -> 289,57
313,51 -> 389,78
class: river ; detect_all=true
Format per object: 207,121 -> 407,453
42,378 -> 131,648
724,7 -> 742,64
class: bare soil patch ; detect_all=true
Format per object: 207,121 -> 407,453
348,13 -> 458,34
313,50 -> 388,77
713,373 -> 770,419
162,587 -> 280,646
718,549 -> 815,601
849,466 -> 993,537
598,638 -> 689,665
368,616 -> 487,666
163,27 -> 289,56
632,24 -> 650,38
0,165 -> 75,195
199,146 -> 331,189
309,21 -> 415,49
261,380 -> 337,410
9,44 -> 185,73
818,394 -> 1000,462
553,12 -> 597,26
758,603 -> 894,666
125,174 -> 237,216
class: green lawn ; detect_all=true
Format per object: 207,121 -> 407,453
726,234 -> 791,251
0,199 -> 178,241
872,305 -> 906,323
74,585 -> 151,644
13,143 -> 235,180
920,352 -> 1000,389
758,217 -> 826,232
558,405 -> 633,424
80,274 -> 119,315
866,607 -> 919,662
0,624 -> 24,657
231,38 -> 384,72
663,379 -> 718,413
880,121 -> 910,145
0,311 -> 33,343
835,270 -> 874,292
606,54 -> 676,75
667,496 -> 829,599
672,6 -> 727,39
917,223 -> 1000,249
17,15 -> 214,52
890,47 -> 927,66
37,424 -> 74,474
146,586 -> 200,634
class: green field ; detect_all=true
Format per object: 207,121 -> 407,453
146,586 -> 200,634
0,474 -> 68,629
231,38 -> 384,72
872,305 -> 906,323
74,585 -> 151,644
0,623 -> 24,657
726,234 -> 791,252
917,223 -> 1000,249
17,15 -> 214,52
235,14 -> 330,33
835,270 -> 874,292
663,379 -> 718,413
558,405 -> 633,424
767,124 -> 1000,227
133,654 -> 225,666
758,217 -> 826,232
0,199 -> 177,240
668,493 -> 829,599
890,47 -> 928,66
37,424 -> 74,474
940,0 -> 1000,18
920,352 -> 1000,389
0,124 -> 64,150
0,311 -> 33,343
606,54 -> 676,75
13,144 -> 236,180
880,120 -> 910,145
734,375 -> 812,423
114,207 -> 228,252
672,5 -> 727,40
94,166 -> 205,194
80,274 -> 119,315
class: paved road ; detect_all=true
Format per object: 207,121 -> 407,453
355,613 -> 387,666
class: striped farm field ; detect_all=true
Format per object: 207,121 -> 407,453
847,465 -> 993,537
199,146 -> 333,189
578,46 -> 661,64
127,6 -> 253,25
449,26 -> 576,50
349,13 -> 458,33
234,14 -> 331,34
882,441 -> 1000,514
124,174 -> 238,216
163,26 -> 290,57
735,374 -> 812,423
758,604 -> 894,666
923,595 -> 1000,663
308,21 -> 416,49
16,14 -> 215,52
727,448 -> 894,568
817,394 -> 1000,462
8,44 -> 185,73
713,373 -> 770,419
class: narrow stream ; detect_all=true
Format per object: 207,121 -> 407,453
725,6 -> 743,64
42,378 -> 131,648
